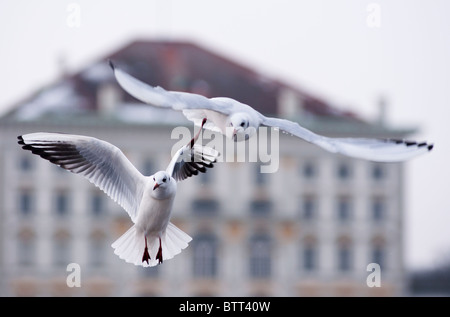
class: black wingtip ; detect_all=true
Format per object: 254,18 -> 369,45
108,59 -> 115,71
387,138 -> 434,152
17,135 -> 24,145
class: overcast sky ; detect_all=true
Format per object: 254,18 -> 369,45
1,0 -> 449,270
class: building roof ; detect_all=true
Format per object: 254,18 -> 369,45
1,39 -> 416,137
106,40 -> 361,119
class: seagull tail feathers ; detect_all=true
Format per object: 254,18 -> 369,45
111,223 -> 192,267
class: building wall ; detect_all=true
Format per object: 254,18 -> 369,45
0,118 -> 405,296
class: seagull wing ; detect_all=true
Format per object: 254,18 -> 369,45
262,116 -> 433,162
165,118 -> 219,181
166,144 -> 219,182
110,61 -> 233,115
18,133 -> 146,222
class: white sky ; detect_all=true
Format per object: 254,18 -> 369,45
1,0 -> 449,270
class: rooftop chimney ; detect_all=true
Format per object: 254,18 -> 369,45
278,88 -> 302,119
97,83 -> 120,117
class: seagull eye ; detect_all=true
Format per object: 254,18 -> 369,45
240,122 -> 245,127
153,177 -> 155,181
163,178 -> 166,182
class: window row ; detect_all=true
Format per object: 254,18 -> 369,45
191,196 -> 389,221
301,195 -> 389,221
256,161 -> 390,185
16,232 -> 389,279
301,161 -> 388,181
16,230 -> 107,267
18,155 -> 389,186
16,191 -> 390,222
17,190 -> 106,217
191,234 -> 389,278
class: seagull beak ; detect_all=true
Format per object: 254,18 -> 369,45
153,183 -> 160,190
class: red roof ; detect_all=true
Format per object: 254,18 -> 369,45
8,39 -> 364,122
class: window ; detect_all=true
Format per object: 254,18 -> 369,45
18,190 -> 33,216
250,200 -> 272,217
198,169 -> 212,185
302,161 -> 317,180
19,155 -> 33,172
372,197 -> 386,221
249,234 -> 271,278
371,164 -> 386,181
90,230 -> 106,267
337,162 -> 351,180
91,192 -> 104,217
142,159 -> 154,177
371,236 -> 386,270
337,196 -> 352,221
337,245 -> 352,272
255,164 -> 266,185
302,196 -> 317,220
336,236 -> 353,272
193,234 -> 217,278
55,191 -> 70,216
303,244 -> 318,272
53,230 -> 71,267
372,246 -> 385,270
192,199 -> 219,216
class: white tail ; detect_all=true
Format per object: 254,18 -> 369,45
111,222 -> 192,267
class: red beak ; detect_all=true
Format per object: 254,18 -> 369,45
153,183 -> 160,190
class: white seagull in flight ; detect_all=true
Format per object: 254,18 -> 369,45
18,119 -> 219,267
110,61 -> 433,162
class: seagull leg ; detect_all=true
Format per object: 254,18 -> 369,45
142,236 -> 151,264
189,118 -> 207,148
156,237 -> 163,264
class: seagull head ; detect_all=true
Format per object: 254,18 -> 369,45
227,113 -> 254,142
152,171 -> 171,191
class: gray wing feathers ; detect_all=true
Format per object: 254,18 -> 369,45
321,137 -> 432,162
112,64 -> 233,114
18,133 -> 145,222
262,116 -> 433,162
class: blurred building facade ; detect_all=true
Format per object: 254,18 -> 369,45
0,40 -> 415,296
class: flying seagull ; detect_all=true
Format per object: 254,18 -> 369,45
110,61 -> 433,162
18,119 -> 219,267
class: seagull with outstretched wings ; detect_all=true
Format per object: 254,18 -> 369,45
110,61 -> 433,162
18,119 -> 219,267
